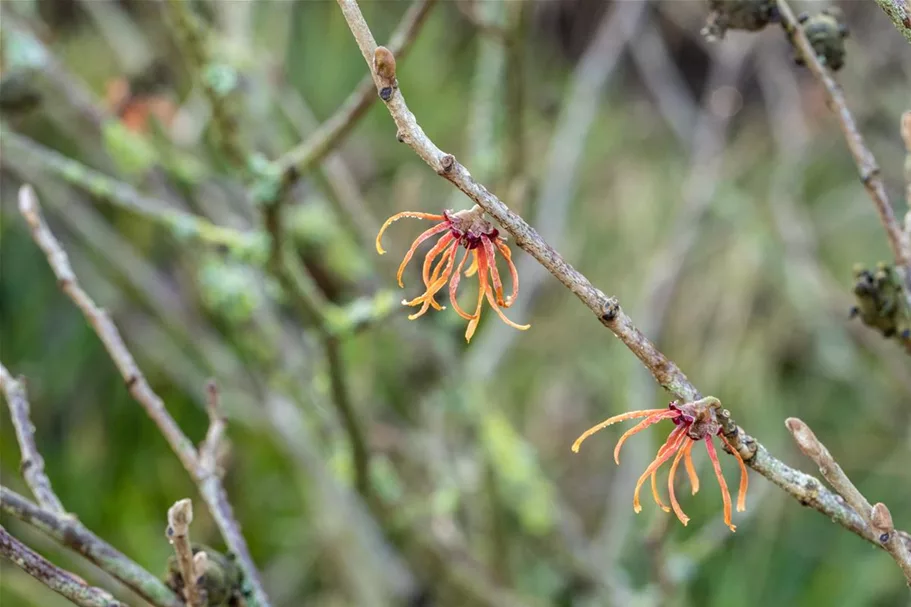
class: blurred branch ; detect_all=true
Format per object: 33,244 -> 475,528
272,0 -> 438,184
902,112 -> 911,241
0,363 -> 65,514
199,381 -> 227,477
17,185 -> 273,607
163,0 -> 245,168
0,129 -> 260,254
870,0 -> 911,45
0,487 -> 182,607
165,499 -> 206,607
466,0 -> 646,375
334,0 -> 911,561
777,0 -> 911,300
0,526 -> 127,607
786,418 -> 911,583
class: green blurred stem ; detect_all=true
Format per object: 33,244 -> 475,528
268,231 -> 372,501
0,524 -> 128,607
163,0 -> 246,169
0,128 -> 259,254
1,487 -> 183,607
271,0 -> 437,185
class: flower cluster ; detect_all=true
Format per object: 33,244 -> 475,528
376,205 -> 529,342
572,397 -> 748,531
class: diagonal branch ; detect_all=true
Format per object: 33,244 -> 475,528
0,363 -> 66,514
0,525 -> 127,607
333,0 -> 911,558
777,0 -> 911,301
17,184 -> 272,607
1,486 -> 182,607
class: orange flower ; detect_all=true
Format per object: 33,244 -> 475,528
572,397 -> 748,531
105,77 -> 176,133
376,205 -> 529,342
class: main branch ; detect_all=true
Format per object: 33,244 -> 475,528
332,0 -> 910,555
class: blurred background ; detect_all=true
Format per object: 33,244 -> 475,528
1,0 -> 910,605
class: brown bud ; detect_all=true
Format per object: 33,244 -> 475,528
373,46 -> 397,83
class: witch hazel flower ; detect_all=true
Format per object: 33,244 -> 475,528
376,205 -> 529,342
572,397 -> 748,531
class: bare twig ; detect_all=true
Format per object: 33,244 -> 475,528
902,112 -> 911,243
166,499 -> 206,607
0,525 -> 127,607
273,0 -> 438,182
18,184 -> 272,607
333,0 -> 911,558
871,503 -> 911,584
786,418 -> 911,584
0,363 -> 65,514
777,0 -> 911,299
1,486 -> 182,607
870,0 -> 911,45
785,418 -> 872,516
200,381 -> 227,478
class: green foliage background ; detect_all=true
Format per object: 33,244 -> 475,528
1,1 -> 909,606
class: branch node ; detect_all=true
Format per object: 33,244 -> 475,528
439,153 -> 456,174
599,299 -> 620,322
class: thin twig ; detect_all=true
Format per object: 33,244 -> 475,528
0,525 -> 127,607
166,499 -> 206,607
786,418 -> 911,584
273,0 -> 438,182
1,486 -> 182,607
871,503 -> 911,584
0,363 -> 66,514
785,418 -> 872,517
870,0 -> 911,45
777,0 -> 911,299
18,185 -> 272,607
333,0 -> 911,558
199,381 -> 227,478
901,112 -> 911,247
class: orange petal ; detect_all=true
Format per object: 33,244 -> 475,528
613,409 -> 680,464
495,240 -> 519,307
478,246 -> 529,332
376,211 -> 446,254
449,248 -> 478,320
668,439 -> 694,526
422,233 -> 455,286
633,430 -> 686,514
705,438 -> 736,532
718,434 -> 748,512
651,468 -> 671,513
482,237 -> 505,306
571,408 -> 670,453
684,443 -> 700,495
465,255 -> 479,277
395,222 -> 451,287
404,245 -> 457,319
426,241 -> 457,311
464,251 -> 487,343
